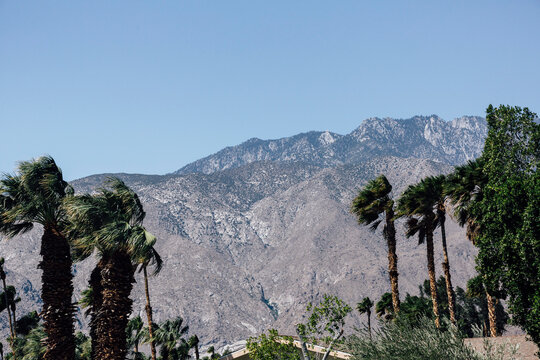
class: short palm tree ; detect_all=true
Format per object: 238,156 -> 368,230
65,177 -> 159,360
375,292 -> 394,321
0,156 -> 75,360
188,335 -> 200,360
397,177 -> 441,328
22,326 -> 47,360
0,258 -> 15,341
356,297 -> 374,339
153,317 -> 189,360
351,175 -> 400,313
446,159 -> 498,336
127,316 -> 145,356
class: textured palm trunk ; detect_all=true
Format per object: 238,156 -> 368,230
1,272 -> 15,341
438,207 -> 456,324
384,207 -> 400,314
486,291 -> 498,337
40,226 -> 75,360
89,260 -> 104,360
95,252 -> 134,360
425,222 -> 440,328
143,266 -> 158,360
367,310 -> 372,340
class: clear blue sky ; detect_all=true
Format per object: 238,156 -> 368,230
1,1 -> 539,180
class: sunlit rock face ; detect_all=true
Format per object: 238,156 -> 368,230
0,115 -> 485,350
175,115 -> 486,175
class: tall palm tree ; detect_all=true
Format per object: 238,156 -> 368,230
0,156 -> 75,360
445,159 -> 486,244
351,175 -> 400,313
429,175 -> 457,324
446,159 -> 498,337
135,247 -> 163,360
397,177 -> 441,328
65,177 -> 159,360
153,317 -> 189,360
356,297 -> 374,339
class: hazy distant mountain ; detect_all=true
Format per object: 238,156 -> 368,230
175,115 -> 486,174
0,115 -> 486,351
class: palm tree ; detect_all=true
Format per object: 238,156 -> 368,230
446,159 -> 498,337
0,156 -> 75,360
396,177 -> 441,328
65,177 -> 159,360
375,292 -> 394,321
21,326 -> 47,360
127,316 -> 145,357
153,317 -> 189,360
188,335 -> 200,360
135,247 -> 163,360
356,297 -> 374,339
0,258 -> 15,342
351,175 -> 400,313
445,159 -> 486,244
77,263 -> 105,359
428,175 -> 457,324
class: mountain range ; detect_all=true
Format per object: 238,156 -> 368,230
0,115 -> 487,350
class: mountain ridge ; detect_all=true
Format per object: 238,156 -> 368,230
174,115 -> 486,175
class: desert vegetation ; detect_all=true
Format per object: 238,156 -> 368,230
0,104 -> 538,359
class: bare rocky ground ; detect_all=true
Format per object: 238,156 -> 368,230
465,335 -> 539,360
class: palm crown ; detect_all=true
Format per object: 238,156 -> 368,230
0,156 -> 73,237
65,177 -> 156,262
351,175 -> 393,230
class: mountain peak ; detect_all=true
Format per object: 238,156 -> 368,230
174,115 -> 486,175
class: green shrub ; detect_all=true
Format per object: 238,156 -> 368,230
347,316 -> 480,360
246,329 -> 301,360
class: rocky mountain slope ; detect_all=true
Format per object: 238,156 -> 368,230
175,115 -> 486,174
0,115 -> 486,350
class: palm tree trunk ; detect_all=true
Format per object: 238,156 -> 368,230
385,208 -> 400,314
96,252 -> 134,360
89,260 -> 105,360
1,273 -> 15,341
438,210 -> 456,324
486,290 -> 497,337
426,224 -> 440,328
143,265 -> 158,360
40,226 -> 75,360
367,310 -> 372,340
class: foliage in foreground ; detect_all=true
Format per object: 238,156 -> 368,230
348,316 -> 481,360
246,329 -> 300,360
472,105 -> 539,346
